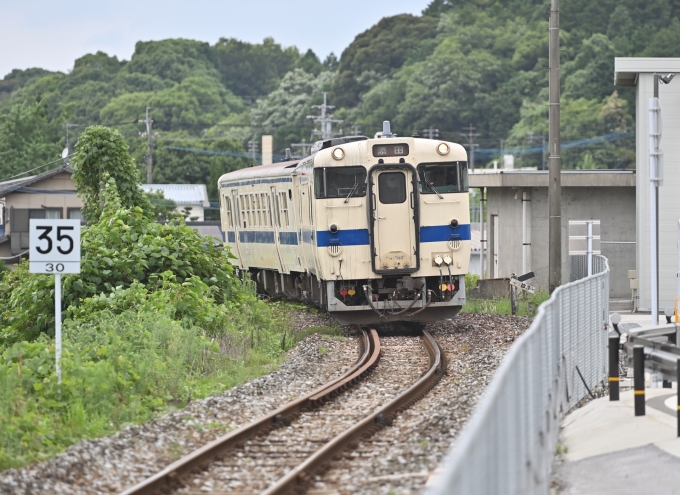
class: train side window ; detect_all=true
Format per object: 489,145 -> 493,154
239,195 -> 247,228
279,192 -> 289,228
308,184 -> 313,223
225,196 -> 233,228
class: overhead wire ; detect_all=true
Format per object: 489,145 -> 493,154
0,154 -> 74,184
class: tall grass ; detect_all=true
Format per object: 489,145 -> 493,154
0,304 -> 289,470
462,291 -> 550,316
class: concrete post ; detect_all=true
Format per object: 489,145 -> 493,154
548,0 -> 562,293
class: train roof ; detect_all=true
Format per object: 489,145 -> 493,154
218,160 -> 300,184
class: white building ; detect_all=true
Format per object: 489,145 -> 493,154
615,58 -> 680,312
140,184 -> 210,221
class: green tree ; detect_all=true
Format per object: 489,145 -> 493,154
71,126 -> 152,221
0,98 -> 63,178
332,14 -> 439,108
214,37 -> 301,98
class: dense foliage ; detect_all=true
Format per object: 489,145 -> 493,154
0,129 -> 302,468
3,0 -> 680,185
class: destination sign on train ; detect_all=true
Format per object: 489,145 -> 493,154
372,144 -> 410,157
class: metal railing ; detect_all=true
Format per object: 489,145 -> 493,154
428,255 -> 610,495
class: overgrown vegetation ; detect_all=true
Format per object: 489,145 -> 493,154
462,291 -> 550,317
0,126 -> 320,469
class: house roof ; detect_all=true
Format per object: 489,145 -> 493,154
140,184 -> 210,207
0,164 -> 74,198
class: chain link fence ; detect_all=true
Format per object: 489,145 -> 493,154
428,255 -> 609,495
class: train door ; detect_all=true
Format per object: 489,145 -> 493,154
230,189 -> 245,268
370,168 -> 418,273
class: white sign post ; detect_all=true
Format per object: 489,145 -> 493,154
29,219 -> 81,385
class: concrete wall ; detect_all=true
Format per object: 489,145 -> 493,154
636,73 -> 680,311
485,185 -> 635,298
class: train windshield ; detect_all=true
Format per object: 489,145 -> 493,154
418,162 -> 468,194
314,166 -> 367,199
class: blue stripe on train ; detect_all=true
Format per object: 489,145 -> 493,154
239,230 -> 275,243
420,224 -> 471,242
316,229 -> 370,247
227,224 -> 471,246
279,231 -> 298,245
220,177 -> 293,188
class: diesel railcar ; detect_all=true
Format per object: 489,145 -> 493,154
218,122 -> 471,325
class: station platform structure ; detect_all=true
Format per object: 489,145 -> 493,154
555,312 -> 680,494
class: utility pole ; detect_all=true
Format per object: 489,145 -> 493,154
308,92 -> 343,141
527,132 -> 547,170
138,106 -> 154,184
461,124 -> 480,172
248,140 -> 259,162
548,0 -> 561,293
422,126 -> 440,140
64,123 -> 78,154
291,138 -> 312,158
352,124 -> 362,135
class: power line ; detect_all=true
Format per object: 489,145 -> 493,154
0,154 -> 74,184
461,123 -> 480,172
422,126 -> 440,139
307,92 -> 343,140
138,106 -> 154,183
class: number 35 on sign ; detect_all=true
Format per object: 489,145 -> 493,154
29,219 -> 81,274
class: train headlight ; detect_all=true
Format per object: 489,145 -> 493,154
450,218 -> 459,228
437,143 -> 449,155
329,224 -> 339,233
332,147 -> 345,160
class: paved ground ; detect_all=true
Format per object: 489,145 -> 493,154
554,311 -> 680,494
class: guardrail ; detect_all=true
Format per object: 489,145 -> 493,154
428,255 -> 610,495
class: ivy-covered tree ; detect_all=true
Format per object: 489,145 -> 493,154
71,125 -> 152,222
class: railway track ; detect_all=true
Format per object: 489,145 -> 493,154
119,329 -> 445,495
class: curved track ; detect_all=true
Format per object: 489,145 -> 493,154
119,329 -> 445,495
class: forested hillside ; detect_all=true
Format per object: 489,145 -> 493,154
2,0 -> 680,195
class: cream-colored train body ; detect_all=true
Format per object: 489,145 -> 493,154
218,129 -> 470,325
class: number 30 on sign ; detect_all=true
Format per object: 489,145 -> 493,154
29,219 -> 81,274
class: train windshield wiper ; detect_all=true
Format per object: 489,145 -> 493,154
425,177 -> 443,199
344,182 -> 358,203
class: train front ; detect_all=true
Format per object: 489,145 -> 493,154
313,129 -> 470,325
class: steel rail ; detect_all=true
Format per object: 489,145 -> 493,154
261,329 -> 446,495
119,328 -> 381,495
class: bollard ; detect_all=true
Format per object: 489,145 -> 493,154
609,335 -> 620,401
634,345 -> 645,416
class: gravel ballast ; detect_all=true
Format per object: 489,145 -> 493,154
0,311 -> 530,495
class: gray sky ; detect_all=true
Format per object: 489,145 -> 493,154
0,0 -> 431,78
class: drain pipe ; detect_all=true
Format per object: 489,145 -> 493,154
522,190 -> 531,274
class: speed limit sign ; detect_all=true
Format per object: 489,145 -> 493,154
29,219 -> 81,274
29,219 -> 81,387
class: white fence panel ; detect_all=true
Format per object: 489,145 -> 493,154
428,255 -> 609,495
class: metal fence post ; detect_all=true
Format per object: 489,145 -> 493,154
609,335 -> 620,401
634,345 -> 645,416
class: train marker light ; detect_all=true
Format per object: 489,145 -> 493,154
437,143 -> 450,155
348,289 -> 356,296
332,147 -> 345,160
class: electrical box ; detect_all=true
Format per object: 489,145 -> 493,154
630,279 -> 639,290
628,270 -> 637,279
